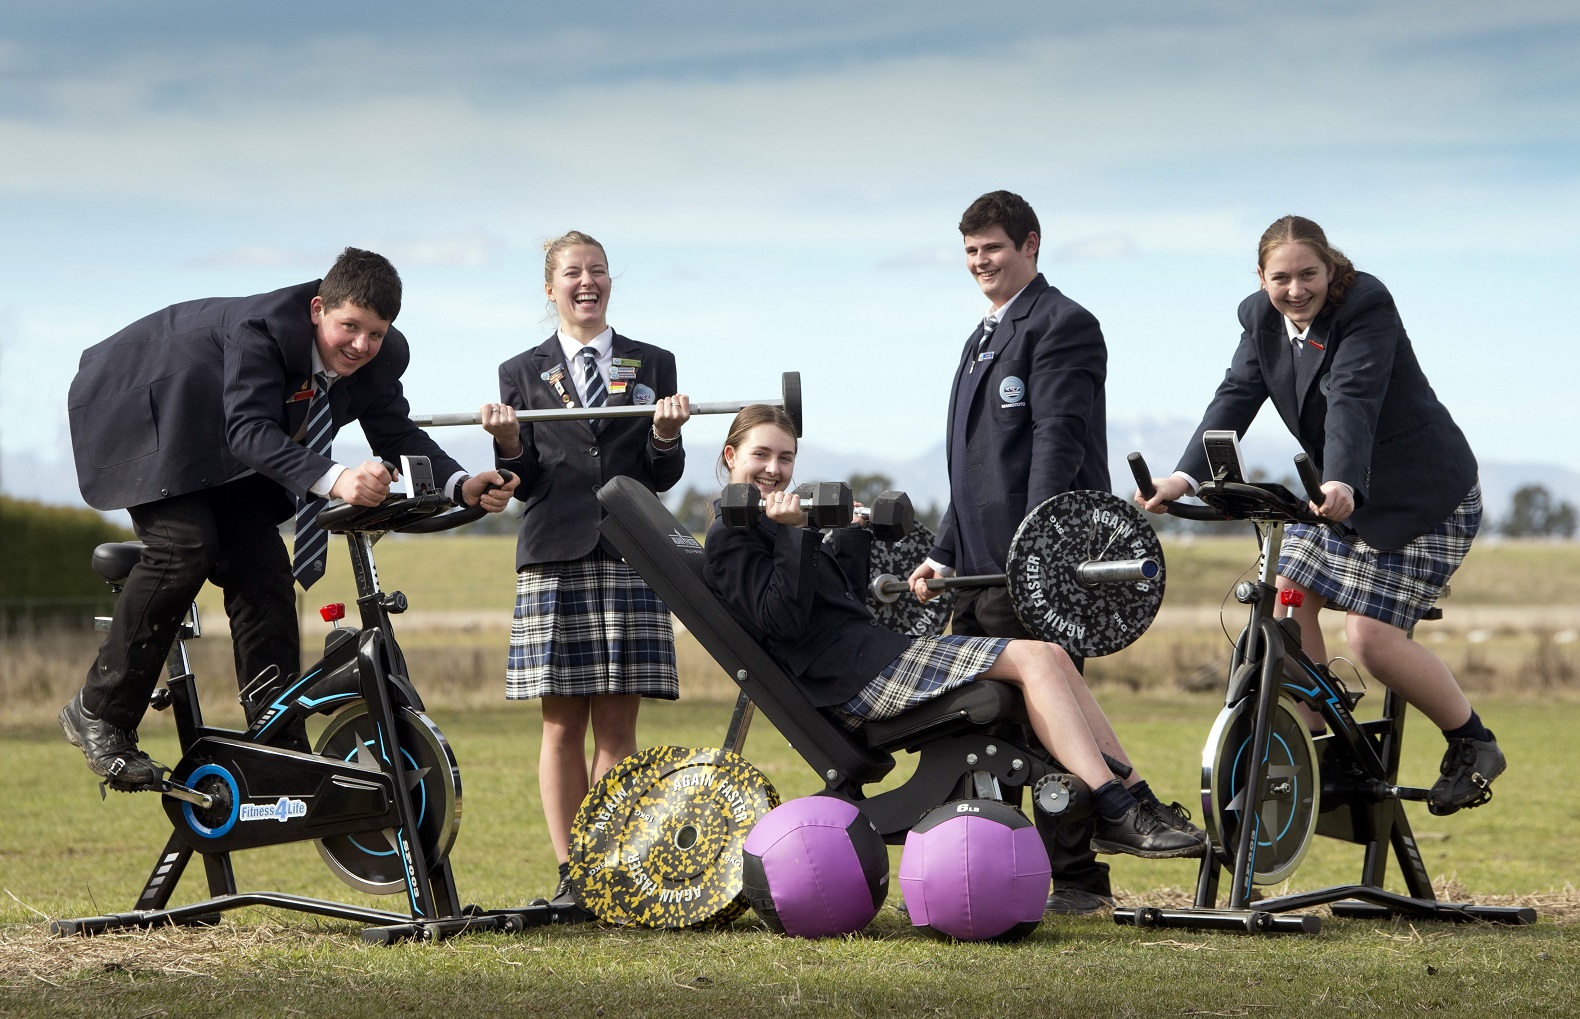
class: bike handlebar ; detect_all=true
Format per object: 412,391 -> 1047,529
316,470 -> 516,535
1294,452 -> 1326,508
1127,451 -> 1322,524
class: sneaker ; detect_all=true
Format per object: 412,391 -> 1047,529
1428,737 -> 1505,816
59,691 -> 166,791
1090,801 -> 1208,859
1044,888 -> 1116,916
1136,797 -> 1207,842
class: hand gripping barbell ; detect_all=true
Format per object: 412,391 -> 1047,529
411,371 -> 804,437
868,490 -> 1166,658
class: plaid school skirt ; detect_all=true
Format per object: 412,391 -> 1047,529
1278,484 -> 1482,631
829,634 -> 1011,731
506,548 -> 679,701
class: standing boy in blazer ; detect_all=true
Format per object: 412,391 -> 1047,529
909,191 -> 1184,914
62,247 -> 517,791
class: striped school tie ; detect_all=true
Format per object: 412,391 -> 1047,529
579,346 -> 607,431
968,315 -> 997,374
291,373 -> 334,589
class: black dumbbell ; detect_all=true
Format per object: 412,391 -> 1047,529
720,481 -> 854,529
852,490 -> 915,543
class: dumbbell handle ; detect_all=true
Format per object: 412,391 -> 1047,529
926,558 -> 1158,592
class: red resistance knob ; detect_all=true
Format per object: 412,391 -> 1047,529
320,603 -> 347,623
1279,589 -> 1305,608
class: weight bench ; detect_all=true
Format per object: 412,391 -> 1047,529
596,476 -> 1070,844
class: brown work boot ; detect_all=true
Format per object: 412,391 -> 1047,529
59,691 -> 166,791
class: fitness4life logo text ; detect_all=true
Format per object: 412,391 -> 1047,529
239,797 -> 309,823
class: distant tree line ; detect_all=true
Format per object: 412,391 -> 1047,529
1,496 -> 133,628
1499,484 -> 1576,539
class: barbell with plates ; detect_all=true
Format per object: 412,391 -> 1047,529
567,745 -> 779,929
866,518 -> 956,638
868,490 -> 1166,658
411,370 -> 804,437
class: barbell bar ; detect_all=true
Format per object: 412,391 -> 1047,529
412,370 -> 803,437
869,555 -> 1159,601
869,490 -> 1167,658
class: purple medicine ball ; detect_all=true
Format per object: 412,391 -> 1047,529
743,796 -> 888,938
899,799 -> 1050,942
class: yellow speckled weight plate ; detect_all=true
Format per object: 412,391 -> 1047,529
568,746 -> 779,928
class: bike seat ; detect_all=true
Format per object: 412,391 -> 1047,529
93,542 -> 148,583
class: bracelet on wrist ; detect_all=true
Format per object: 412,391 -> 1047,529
651,426 -> 679,445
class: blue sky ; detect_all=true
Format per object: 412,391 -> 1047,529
4,1 -> 1579,509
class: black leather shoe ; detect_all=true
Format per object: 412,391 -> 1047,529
59,692 -> 166,791
1428,737 -> 1505,815
1090,801 -> 1208,859
1136,797 -> 1207,842
1045,888 -> 1115,915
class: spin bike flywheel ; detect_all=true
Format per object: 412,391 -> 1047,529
313,702 -> 462,895
1201,694 -> 1319,885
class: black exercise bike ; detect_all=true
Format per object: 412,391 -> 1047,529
52,459 -> 572,943
1113,450 -> 1535,935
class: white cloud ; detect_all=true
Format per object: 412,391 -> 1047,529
1,6 -> 1574,249
1048,232 -> 1139,262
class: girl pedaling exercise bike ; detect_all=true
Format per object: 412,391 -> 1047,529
1139,215 -> 1503,816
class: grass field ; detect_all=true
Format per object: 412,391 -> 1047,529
4,694 -> 1577,1017
3,536 -> 1577,1015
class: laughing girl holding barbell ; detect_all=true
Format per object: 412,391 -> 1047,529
479,230 -> 692,912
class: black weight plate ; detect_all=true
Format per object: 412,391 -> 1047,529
1201,695 -> 1320,886
866,521 -> 954,638
1004,490 -> 1165,657
313,703 -> 462,895
568,746 -> 779,928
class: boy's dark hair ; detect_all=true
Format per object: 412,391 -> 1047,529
958,190 -> 1041,252
319,247 -> 402,321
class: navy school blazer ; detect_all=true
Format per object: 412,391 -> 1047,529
69,281 -> 460,514
496,332 -> 685,568
1177,272 -> 1477,551
929,273 -> 1110,575
703,513 -> 913,709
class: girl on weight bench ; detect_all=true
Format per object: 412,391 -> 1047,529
703,405 -> 1207,860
